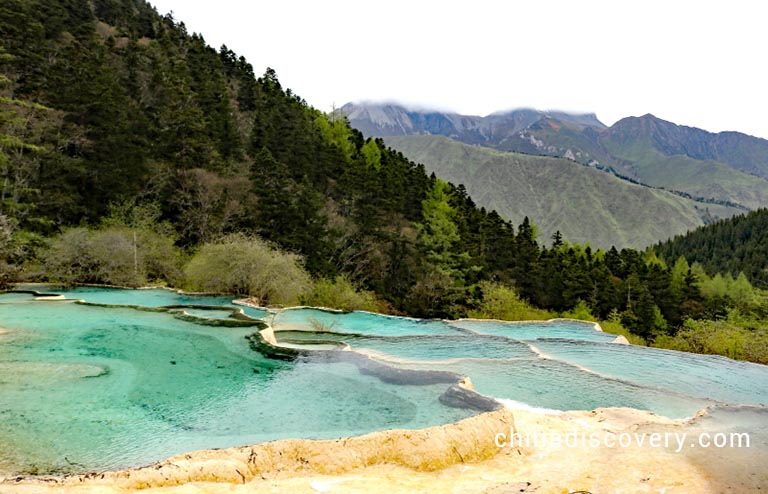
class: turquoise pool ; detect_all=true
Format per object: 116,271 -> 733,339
0,286 -> 766,475
11,285 -> 269,319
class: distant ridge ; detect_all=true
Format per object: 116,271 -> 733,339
604,113 -> 768,179
346,102 -> 768,217
385,135 -> 741,249
342,102 -> 606,143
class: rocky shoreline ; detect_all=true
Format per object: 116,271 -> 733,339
1,406 -> 732,494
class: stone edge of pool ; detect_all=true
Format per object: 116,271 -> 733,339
1,408 -> 515,489
1,407 -> 720,493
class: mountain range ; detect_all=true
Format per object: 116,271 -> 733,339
344,103 -> 768,247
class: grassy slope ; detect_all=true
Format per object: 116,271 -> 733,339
495,119 -> 768,210
600,139 -> 768,210
386,135 -> 740,249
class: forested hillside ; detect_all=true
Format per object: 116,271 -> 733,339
656,209 -> 768,289
1,0 -> 766,363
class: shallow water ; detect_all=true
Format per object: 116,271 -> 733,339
450,319 -> 616,342
272,308 -> 456,336
0,292 -> 472,474
272,311 -> 766,416
1,286 -> 767,475
407,357 -> 714,418
530,339 -> 768,407
14,285 -> 268,319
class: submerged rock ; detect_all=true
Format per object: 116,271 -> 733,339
439,383 -> 503,412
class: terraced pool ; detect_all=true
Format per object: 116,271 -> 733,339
0,286 -> 766,475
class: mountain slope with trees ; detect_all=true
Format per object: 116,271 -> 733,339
0,0 -> 766,364
655,208 -> 768,289
386,135 -> 740,249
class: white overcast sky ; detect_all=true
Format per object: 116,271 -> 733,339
149,0 -> 768,138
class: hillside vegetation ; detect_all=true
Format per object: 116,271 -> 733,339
0,1 -> 766,364
386,135 -> 739,249
655,208 -> 768,289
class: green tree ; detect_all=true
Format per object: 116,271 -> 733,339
417,178 -> 469,279
730,272 -> 754,306
551,230 -> 563,248
315,110 -> 354,162
511,216 -> 539,299
360,138 -> 382,170
670,256 -> 690,291
623,284 -> 666,340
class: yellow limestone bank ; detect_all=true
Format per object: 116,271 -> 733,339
1,406 -> 725,494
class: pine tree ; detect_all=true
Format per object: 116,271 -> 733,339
512,216 -> 539,300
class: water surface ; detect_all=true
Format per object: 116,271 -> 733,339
1,286 -> 766,476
